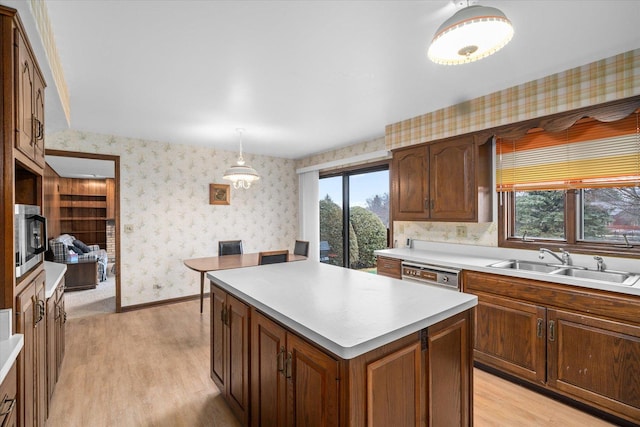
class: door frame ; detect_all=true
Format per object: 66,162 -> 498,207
45,149 -> 122,313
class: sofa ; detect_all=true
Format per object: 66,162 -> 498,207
49,234 -> 108,287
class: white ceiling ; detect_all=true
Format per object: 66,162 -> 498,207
12,1 -> 640,159
45,155 -> 115,179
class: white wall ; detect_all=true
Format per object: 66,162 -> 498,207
47,129 -> 298,307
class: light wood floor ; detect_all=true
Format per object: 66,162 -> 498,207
46,299 -> 615,427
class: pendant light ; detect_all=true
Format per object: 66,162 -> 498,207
428,1 -> 514,65
223,128 -> 260,189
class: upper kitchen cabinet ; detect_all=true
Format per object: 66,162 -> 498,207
391,135 -> 492,222
13,14 -> 46,171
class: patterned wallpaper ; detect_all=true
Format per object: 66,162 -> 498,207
386,48 -> 640,150
295,136 -> 388,172
47,130 -> 298,307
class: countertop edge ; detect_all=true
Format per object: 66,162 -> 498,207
44,261 -> 67,299
0,334 -> 24,384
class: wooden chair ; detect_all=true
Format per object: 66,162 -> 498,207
218,240 -> 243,256
294,240 -> 309,257
258,250 -> 289,265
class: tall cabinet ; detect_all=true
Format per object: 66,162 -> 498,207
1,5 -> 53,427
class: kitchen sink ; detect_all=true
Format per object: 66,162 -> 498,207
554,268 -> 640,286
489,259 -> 640,286
488,260 -> 564,273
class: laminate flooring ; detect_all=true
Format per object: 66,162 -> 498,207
46,299 -> 616,427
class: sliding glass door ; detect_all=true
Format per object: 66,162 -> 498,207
319,165 -> 389,270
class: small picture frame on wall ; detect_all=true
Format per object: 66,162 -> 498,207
210,183 -> 230,205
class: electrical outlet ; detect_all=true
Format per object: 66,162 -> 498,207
456,225 -> 467,238
124,224 -> 134,233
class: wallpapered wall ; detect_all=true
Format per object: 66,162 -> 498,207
47,129 -> 298,307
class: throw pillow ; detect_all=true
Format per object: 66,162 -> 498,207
68,245 -> 84,255
73,239 -> 91,253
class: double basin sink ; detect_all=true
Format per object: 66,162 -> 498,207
489,259 -> 640,287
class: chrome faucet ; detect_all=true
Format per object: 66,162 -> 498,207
593,256 -> 606,271
539,248 -> 572,265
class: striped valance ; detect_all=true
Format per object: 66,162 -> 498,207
496,112 -> 640,191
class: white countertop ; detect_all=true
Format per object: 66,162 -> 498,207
375,241 -> 640,297
0,334 -> 23,385
44,261 -> 67,299
208,261 -> 477,359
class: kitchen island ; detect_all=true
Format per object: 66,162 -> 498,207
208,260 -> 477,426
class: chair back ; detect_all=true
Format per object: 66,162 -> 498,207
258,250 -> 289,265
293,240 -> 309,257
219,240 -> 243,256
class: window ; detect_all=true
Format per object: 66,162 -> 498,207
498,112 -> 640,255
319,164 -> 389,270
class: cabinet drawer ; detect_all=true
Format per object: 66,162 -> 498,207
376,256 -> 401,279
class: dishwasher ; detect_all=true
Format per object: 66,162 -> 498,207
401,261 -> 461,291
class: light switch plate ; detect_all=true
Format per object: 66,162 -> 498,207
456,226 -> 467,238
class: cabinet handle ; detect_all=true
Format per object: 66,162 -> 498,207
0,395 -> 16,416
277,346 -> 285,373
284,352 -> 293,380
536,318 -> 544,338
54,303 -> 60,320
430,200 -> 434,210
38,300 -> 45,323
548,320 -> 555,342
221,305 -> 229,325
30,114 -> 35,146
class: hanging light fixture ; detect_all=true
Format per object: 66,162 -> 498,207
223,128 -> 260,189
427,1 -> 514,65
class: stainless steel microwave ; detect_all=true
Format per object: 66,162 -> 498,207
15,204 -> 47,278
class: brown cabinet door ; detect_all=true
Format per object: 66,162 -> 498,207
251,311 -> 287,427
473,292 -> 547,384
16,272 -> 43,427
210,285 -> 226,389
34,273 -> 47,426
226,295 -> 250,425
376,256 -> 401,279
425,310 -> 473,427
286,333 -> 339,427
547,309 -> 640,423
46,296 -> 56,406
33,72 -> 46,168
14,28 -> 35,161
366,342 -> 422,427
56,284 -> 66,378
429,137 -> 475,221
392,145 -> 429,221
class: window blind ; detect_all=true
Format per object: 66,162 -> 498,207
496,112 -> 640,191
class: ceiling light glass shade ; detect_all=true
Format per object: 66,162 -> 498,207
223,128 -> 260,189
428,4 -> 514,65
223,163 -> 260,189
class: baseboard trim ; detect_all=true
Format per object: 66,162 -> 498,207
121,292 -> 210,312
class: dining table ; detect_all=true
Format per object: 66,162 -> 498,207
183,252 -> 307,313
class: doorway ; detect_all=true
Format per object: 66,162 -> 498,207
44,149 -> 121,316
319,164 -> 389,270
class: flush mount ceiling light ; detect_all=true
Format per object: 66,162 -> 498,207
427,1 -> 514,65
223,128 -> 260,189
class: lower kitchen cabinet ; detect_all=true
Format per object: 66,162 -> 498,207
16,267 -> 47,427
46,279 -> 66,410
250,310 -> 338,427
210,286 -> 250,425
547,308 -> 640,421
212,282 -> 474,426
464,271 -> 640,424
375,256 -> 401,279
472,291 -> 546,384
0,361 -> 18,427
